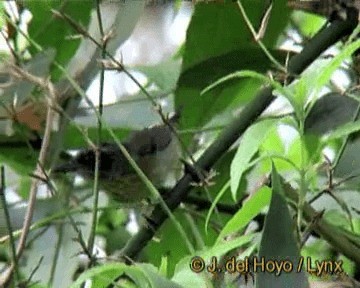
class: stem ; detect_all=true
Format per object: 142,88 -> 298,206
87,0 -> 106,263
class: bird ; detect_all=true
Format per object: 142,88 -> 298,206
52,120 -> 183,203
288,0 -> 360,21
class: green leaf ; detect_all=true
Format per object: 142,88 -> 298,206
303,134 -> 322,165
334,137 -> 360,179
69,263 -> 150,288
203,150 -> 248,234
0,2 -> 5,29
74,91 -> 175,131
176,49 -> 280,134
0,147 -> 37,176
25,0 -> 92,79
200,234 -> 255,261
176,0 -> 289,134
231,119 -> 277,198
291,11 -> 325,37
145,210 -> 217,277
18,176 -> 32,199
63,124 -> 132,149
256,165 -> 308,288
135,58 -> 181,92
286,136 -> 307,169
201,69 -> 302,119
201,70 -> 276,94
313,39 -> 360,95
173,234 -> 255,287
305,93 -> 359,135
159,256 -> 168,277
259,127 -> 292,172
217,186 -> 272,243
205,180 -> 230,234
182,0 -> 290,71
140,264 -> 183,288
327,119 -> 360,140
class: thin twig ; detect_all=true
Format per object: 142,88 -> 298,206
48,222 -> 64,286
0,67 -> 59,287
19,256 -> 43,288
300,209 -> 325,248
0,205 -> 113,245
236,0 -> 286,72
0,166 -> 20,284
69,215 -> 93,262
87,0 -> 107,265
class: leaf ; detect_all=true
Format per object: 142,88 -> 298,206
63,1 -> 144,84
200,234 -> 255,262
231,119 -> 277,198
182,0 -> 290,71
176,49 -> 281,134
25,1 -> 92,78
140,264 -> 183,288
291,11 -> 325,37
284,133 -> 322,170
305,92 -> 359,135
135,58 -> 181,92
203,150 -> 248,234
172,234 -> 255,288
217,186 -> 272,243
327,119 -> 360,140
0,147 -> 37,176
205,180 -> 230,234
75,92 -> 175,130
159,256 -> 168,277
201,70 -> 301,119
176,0 -> 289,135
312,39 -> 360,95
70,263 -> 149,288
63,124 -> 132,149
334,137 -> 360,178
256,165 -> 308,288
0,3 -> 5,30
73,263 -> 180,288
0,50 -> 55,105
145,210 -> 216,277
201,70 -> 288,97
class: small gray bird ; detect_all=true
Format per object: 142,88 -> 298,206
53,122 -> 182,202
288,0 -> 360,20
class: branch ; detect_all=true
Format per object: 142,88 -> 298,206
283,181 -> 360,264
